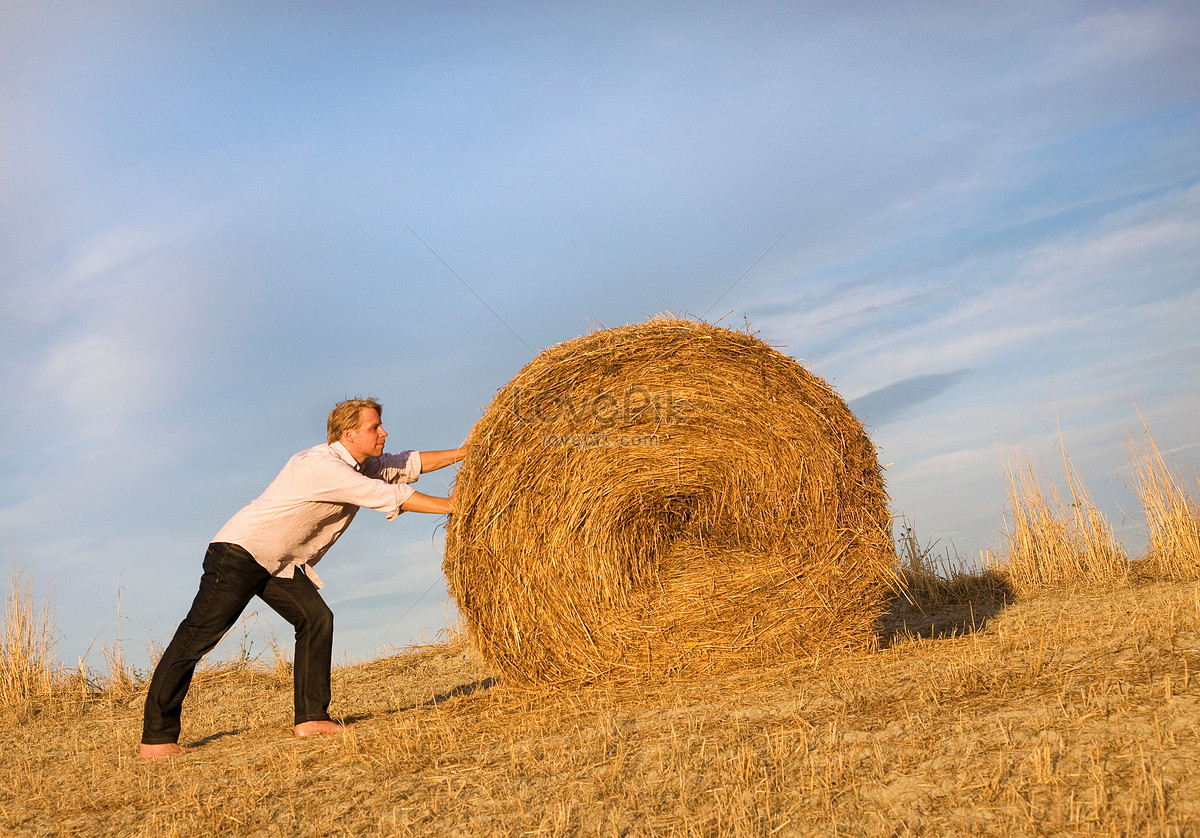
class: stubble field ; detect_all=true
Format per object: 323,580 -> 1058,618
3,572 -> 1200,837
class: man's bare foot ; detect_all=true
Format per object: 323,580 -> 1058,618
293,720 -> 355,738
139,743 -> 191,759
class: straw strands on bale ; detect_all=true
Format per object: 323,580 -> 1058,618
444,318 -> 894,685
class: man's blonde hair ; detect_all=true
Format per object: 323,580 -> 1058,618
327,398 -> 383,444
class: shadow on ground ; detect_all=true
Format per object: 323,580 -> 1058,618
875,580 -> 1014,648
185,729 -> 241,748
423,677 -> 497,707
346,677 -> 498,726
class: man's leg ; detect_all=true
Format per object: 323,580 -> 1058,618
140,543 -> 269,757
259,569 -> 349,737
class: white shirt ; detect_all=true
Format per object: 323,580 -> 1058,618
212,441 -> 422,588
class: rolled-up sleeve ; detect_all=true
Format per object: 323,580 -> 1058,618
309,456 -> 417,519
363,449 -> 422,484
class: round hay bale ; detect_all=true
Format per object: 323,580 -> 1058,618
444,317 -> 893,684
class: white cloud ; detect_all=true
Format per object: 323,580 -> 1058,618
6,221 -> 212,444
33,331 -> 168,437
1055,7 -> 1185,70
757,176 -> 1200,398
27,222 -> 200,324
1021,184 -> 1200,288
752,278 -> 938,352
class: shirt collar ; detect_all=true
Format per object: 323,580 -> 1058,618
330,441 -> 363,471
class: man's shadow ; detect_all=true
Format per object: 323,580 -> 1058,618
184,729 -> 240,748
170,676 -> 498,748
347,676 -> 497,725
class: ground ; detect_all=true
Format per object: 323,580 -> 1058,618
3,580 -> 1199,836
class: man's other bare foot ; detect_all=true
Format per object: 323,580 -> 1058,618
293,720 -> 355,738
139,743 -> 191,759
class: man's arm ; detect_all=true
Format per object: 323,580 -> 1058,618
400,490 -> 454,514
418,447 -> 467,474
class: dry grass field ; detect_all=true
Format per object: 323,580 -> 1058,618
4,575 -> 1200,837
3,434 -> 1198,836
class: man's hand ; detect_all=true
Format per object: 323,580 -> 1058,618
462,419 -> 480,449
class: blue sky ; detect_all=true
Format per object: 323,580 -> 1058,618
2,1 -> 1198,671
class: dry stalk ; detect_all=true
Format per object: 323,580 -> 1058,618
1,573 -> 55,721
1000,445 -> 1128,594
1127,428 -> 1200,580
0,572 -> 87,722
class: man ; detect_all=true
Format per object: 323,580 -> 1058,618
140,397 -> 468,759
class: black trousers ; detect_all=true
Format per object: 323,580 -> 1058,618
141,542 -> 335,745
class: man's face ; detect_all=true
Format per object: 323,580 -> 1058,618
342,407 -> 387,462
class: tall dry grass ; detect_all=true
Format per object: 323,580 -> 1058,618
1129,429 -> 1200,580
0,572 -> 70,722
999,446 -> 1128,593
